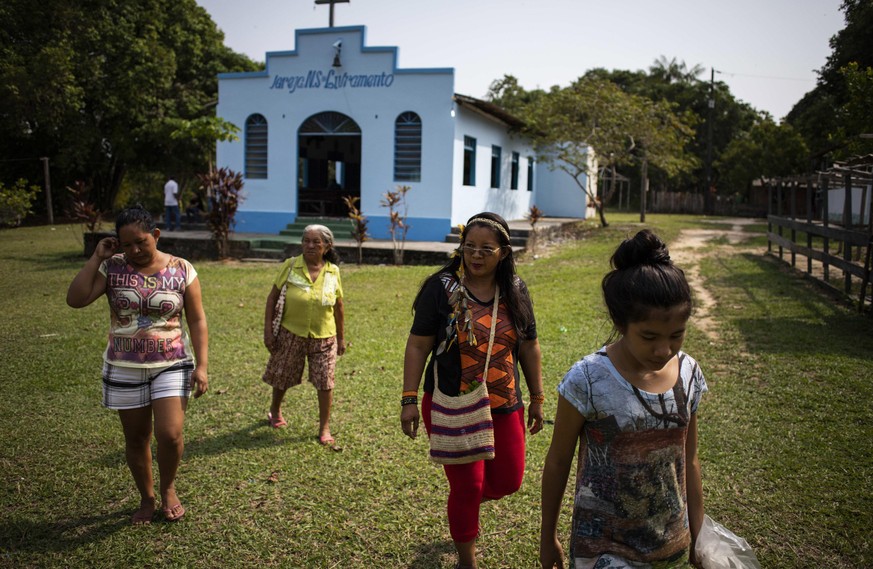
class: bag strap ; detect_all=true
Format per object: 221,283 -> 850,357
480,284 -> 500,384
435,284 -> 500,393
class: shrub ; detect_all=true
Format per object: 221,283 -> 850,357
381,185 -> 411,265
0,179 -> 40,227
198,167 -> 244,258
65,180 -> 105,232
343,195 -> 369,265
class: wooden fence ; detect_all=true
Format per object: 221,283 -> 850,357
648,191 -> 760,216
766,156 -> 873,312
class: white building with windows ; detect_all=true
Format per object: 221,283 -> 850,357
216,25 -> 592,240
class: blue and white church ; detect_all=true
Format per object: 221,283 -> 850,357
216,21 -> 594,240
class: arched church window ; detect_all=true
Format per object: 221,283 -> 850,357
394,112 -> 422,182
299,111 -> 362,134
245,114 -> 268,179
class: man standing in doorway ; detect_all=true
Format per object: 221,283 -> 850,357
164,176 -> 181,231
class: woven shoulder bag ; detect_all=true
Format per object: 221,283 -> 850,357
428,286 -> 499,465
271,257 -> 293,338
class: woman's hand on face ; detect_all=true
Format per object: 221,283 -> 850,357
95,237 -> 118,260
528,402 -> 545,435
400,404 -> 420,439
191,367 -> 208,398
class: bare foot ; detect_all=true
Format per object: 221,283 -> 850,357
132,497 -> 156,525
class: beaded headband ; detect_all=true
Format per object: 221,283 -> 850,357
466,217 -> 510,243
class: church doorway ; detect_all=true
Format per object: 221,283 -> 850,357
297,111 -> 362,217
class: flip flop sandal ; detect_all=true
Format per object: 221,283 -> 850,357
318,435 -> 342,452
161,503 -> 186,522
268,412 -> 287,428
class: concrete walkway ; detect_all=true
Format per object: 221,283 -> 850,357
156,217 -> 583,264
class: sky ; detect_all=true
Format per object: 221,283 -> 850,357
195,0 -> 846,121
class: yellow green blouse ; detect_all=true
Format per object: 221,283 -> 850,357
274,256 -> 343,338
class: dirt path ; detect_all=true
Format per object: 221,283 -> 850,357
668,218 -> 763,341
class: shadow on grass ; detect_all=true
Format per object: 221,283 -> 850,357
0,250 -> 85,269
407,539 -> 456,569
713,253 -> 873,358
0,510 -> 126,555
93,420 -> 314,468
184,420 -> 315,458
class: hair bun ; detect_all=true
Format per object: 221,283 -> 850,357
611,230 -> 672,270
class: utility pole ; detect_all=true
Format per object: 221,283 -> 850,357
639,151 -> 648,223
41,156 -> 54,225
704,67 -> 715,215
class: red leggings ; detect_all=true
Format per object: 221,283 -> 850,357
422,391 -> 527,543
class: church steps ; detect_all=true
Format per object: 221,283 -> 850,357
444,226 -> 529,247
278,217 -> 355,240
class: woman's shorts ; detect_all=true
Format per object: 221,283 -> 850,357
102,360 -> 194,410
262,328 -> 337,391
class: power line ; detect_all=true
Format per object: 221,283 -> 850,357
0,157 -> 43,163
716,70 -> 816,83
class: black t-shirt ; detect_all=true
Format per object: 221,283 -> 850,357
410,273 -> 537,414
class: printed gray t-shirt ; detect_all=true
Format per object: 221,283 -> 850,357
557,349 -> 708,568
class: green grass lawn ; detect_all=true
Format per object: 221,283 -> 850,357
1,215 -> 870,568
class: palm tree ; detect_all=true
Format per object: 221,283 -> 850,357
650,56 -> 705,84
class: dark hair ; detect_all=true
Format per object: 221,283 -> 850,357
602,229 -> 692,336
303,224 -> 340,264
412,212 -> 535,338
115,204 -> 156,235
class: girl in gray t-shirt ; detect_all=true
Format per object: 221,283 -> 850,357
540,229 -> 707,569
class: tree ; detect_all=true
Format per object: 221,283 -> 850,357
835,62 -> 873,157
787,0 -> 873,158
523,78 -> 697,227
169,117 -> 241,176
649,56 -> 705,85
819,0 -> 873,96
582,62 -> 758,197
487,74 -> 546,116
0,0 -> 260,214
716,119 -> 809,199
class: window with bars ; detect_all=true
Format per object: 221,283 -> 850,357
490,145 -> 501,188
245,114 -> 268,179
510,152 -> 519,190
463,136 -> 476,186
394,112 -> 422,182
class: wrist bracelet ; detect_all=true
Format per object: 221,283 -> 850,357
402,390 -> 417,397
401,395 -> 418,406
530,392 -> 545,404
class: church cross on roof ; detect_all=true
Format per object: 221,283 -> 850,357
314,0 -> 349,28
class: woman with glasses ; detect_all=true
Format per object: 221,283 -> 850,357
401,212 -> 545,569
262,225 -> 345,447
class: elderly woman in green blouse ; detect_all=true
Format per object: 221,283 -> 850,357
262,225 -> 345,446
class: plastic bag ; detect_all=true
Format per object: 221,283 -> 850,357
694,515 -> 761,569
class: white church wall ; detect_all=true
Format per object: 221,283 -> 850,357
451,106 -> 535,226
217,26 -> 456,239
532,148 -> 596,219
215,25 -> 589,240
